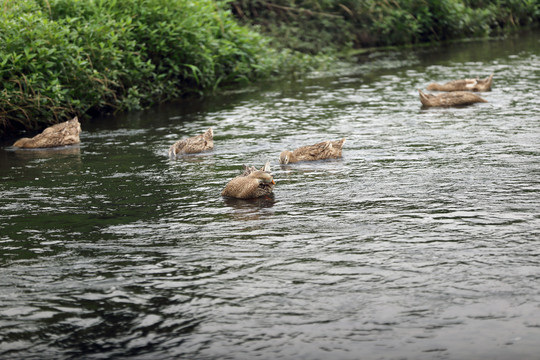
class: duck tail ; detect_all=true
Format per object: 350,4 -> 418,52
485,74 -> 494,89
418,89 -> 430,106
242,164 -> 252,176
261,161 -> 271,173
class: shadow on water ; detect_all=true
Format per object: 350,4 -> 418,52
222,195 -> 276,221
5,145 -> 81,159
222,194 -> 276,210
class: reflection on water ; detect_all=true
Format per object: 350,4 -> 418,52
8,144 -> 80,157
223,194 -> 276,209
223,195 -> 276,221
1,145 -> 81,164
1,32 -> 540,359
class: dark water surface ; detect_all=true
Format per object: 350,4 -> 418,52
1,33 -> 540,359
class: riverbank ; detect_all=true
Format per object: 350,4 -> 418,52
231,0 -> 540,53
0,0 -> 322,138
1,0 -> 539,139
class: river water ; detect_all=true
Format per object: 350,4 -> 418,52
1,32 -> 539,359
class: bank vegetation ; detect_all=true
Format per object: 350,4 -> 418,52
232,0 -> 540,53
0,0 -> 317,137
1,0 -> 539,137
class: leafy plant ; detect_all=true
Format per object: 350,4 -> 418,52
1,0 -> 317,137
231,0 -> 540,49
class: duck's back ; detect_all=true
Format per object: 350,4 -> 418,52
293,139 -> 345,161
419,90 -> 487,107
13,117 -> 81,148
222,175 -> 271,199
438,91 -> 487,106
169,128 -> 213,156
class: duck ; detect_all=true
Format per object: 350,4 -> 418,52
426,74 -> 493,92
13,117 -> 81,148
279,138 -> 346,164
222,161 -> 275,199
418,90 -> 487,107
168,128 -> 213,158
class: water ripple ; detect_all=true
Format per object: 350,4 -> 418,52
1,33 -> 540,359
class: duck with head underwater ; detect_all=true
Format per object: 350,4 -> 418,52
418,90 -> 487,107
426,74 -> 493,92
13,117 -> 81,149
168,128 -> 213,159
279,138 -> 346,164
222,161 -> 275,199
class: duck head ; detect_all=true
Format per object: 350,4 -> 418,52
279,150 -> 293,164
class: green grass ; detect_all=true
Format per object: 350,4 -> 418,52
2,0 -> 539,138
0,0 -> 321,137
231,0 -> 540,53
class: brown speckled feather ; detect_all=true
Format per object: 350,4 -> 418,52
426,74 -> 493,92
13,117 -> 81,148
169,128 -> 213,158
419,90 -> 487,107
222,162 -> 275,199
279,138 -> 345,164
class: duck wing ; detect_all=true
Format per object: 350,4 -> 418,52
439,91 -> 487,106
222,176 -> 261,199
169,131 -> 213,157
307,141 -> 332,157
